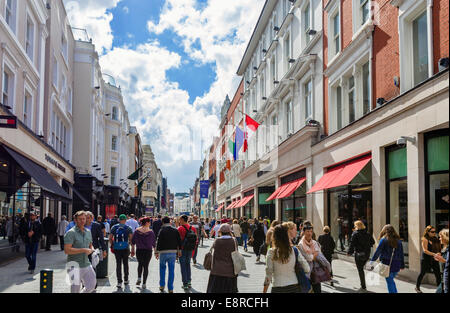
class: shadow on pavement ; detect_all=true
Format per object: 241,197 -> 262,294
238,273 -> 250,278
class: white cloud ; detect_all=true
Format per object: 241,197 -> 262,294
64,0 -> 122,53
64,0 -> 266,191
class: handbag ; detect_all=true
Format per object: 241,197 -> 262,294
310,259 -> 332,284
259,243 -> 268,256
231,238 -> 246,275
293,247 -> 311,293
203,245 -> 214,271
374,248 -> 396,278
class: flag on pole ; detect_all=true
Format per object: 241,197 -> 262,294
244,114 -> 260,152
234,127 -> 245,160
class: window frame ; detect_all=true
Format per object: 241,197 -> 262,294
111,135 -> 118,151
5,0 -> 17,34
25,14 -> 35,63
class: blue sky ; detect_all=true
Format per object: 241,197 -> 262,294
108,0 -> 217,103
64,0 -> 265,193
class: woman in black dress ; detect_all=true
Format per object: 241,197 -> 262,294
252,220 -> 265,263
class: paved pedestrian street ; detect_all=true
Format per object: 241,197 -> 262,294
0,240 -> 437,294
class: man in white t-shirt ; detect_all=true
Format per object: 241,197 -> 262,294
125,214 -> 139,233
212,221 -> 221,238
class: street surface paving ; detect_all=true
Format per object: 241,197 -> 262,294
0,239 -> 437,293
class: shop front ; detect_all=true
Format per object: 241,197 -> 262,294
425,129 -> 449,232
0,135 -> 74,260
308,154 -> 373,252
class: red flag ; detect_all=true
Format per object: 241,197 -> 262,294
245,114 -> 260,132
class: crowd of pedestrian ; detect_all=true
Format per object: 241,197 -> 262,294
3,209 -> 448,294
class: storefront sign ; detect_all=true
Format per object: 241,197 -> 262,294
45,154 -> 66,173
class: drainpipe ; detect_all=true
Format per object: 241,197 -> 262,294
427,0 -> 434,77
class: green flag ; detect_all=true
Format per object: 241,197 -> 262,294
128,164 -> 144,180
228,138 -> 235,158
137,178 -> 145,192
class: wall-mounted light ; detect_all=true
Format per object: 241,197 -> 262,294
94,86 -> 100,90
288,58 -> 296,63
262,49 -> 267,53
376,98 -> 386,107
253,67 -> 258,71
273,26 -> 280,32
307,29 -> 317,36
262,97 -> 267,100
105,113 -> 111,117
273,80 -> 280,84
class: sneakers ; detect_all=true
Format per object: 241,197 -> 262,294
29,269 -> 34,274
117,282 -> 122,288
141,284 -> 146,289
415,287 -> 423,293
160,286 -> 165,293
256,256 -> 260,263
182,284 -> 189,290
188,282 -> 192,288
124,280 -> 129,285
193,259 -> 197,265
136,279 -> 141,286
168,290 -> 174,293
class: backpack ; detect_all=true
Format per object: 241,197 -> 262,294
113,225 -> 129,250
182,225 -> 197,251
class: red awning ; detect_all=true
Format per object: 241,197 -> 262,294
225,201 -> 238,210
276,178 -> 306,199
266,184 -> 288,201
307,155 -> 372,193
215,204 -> 224,212
236,195 -> 254,208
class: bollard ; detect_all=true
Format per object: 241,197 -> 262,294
40,269 -> 53,293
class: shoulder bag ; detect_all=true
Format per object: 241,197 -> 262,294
374,246 -> 396,278
310,242 -> 332,284
293,247 -> 311,293
231,238 -> 246,275
203,243 -> 214,271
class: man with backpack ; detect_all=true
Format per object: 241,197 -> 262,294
109,214 -> 133,289
177,215 -> 197,290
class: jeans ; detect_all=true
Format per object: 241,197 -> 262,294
385,272 -> 398,293
242,233 -> 248,249
68,265 -> 96,293
159,253 -> 176,291
179,249 -> 192,285
59,236 -> 65,250
235,237 -> 241,247
136,249 -> 152,284
114,248 -> 130,283
25,242 -> 39,270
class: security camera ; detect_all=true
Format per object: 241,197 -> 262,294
396,136 -> 416,147
396,137 -> 407,147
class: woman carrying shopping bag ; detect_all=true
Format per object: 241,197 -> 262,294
369,224 -> 405,293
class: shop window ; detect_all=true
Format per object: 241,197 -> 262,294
426,132 -> 449,232
282,183 -> 307,223
386,146 -> 408,267
329,161 -> 373,251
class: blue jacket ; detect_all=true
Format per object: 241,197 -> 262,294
371,238 -> 405,273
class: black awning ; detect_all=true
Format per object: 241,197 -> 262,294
3,146 -> 71,201
69,184 -> 90,208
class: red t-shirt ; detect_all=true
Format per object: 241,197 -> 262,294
178,224 -> 197,242
220,218 -> 230,224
